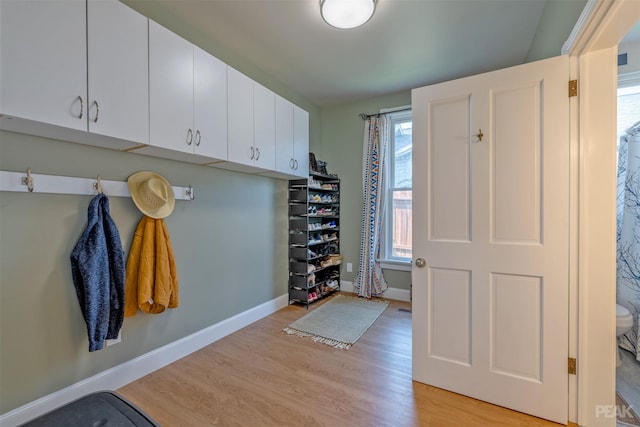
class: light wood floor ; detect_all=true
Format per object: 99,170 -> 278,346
118,293 -> 573,427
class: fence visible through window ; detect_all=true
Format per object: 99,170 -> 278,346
392,192 -> 412,258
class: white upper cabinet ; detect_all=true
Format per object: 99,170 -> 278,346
273,96 -> 309,178
194,46 -> 227,160
149,20 -> 195,153
253,82 -> 276,171
1,0 -> 87,130
275,95 -> 295,174
148,22 -> 227,162
87,0 -> 149,144
227,67 -> 255,167
227,68 -> 279,172
293,105 -> 310,177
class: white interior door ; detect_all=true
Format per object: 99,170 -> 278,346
412,55 -> 569,424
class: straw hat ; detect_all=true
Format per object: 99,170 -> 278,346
127,171 -> 175,219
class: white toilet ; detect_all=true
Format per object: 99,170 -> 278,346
616,304 -> 634,367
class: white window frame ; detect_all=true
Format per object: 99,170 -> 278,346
379,109 -> 412,271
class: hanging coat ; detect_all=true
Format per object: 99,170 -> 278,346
70,193 -> 125,352
125,216 -> 179,316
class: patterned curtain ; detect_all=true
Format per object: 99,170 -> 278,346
617,121 -> 640,361
354,116 -> 390,298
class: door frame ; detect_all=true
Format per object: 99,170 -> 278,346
564,0 -> 640,425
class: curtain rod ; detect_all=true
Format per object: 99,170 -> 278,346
359,107 -> 412,120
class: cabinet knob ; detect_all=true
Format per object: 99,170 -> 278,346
249,146 -> 255,159
255,147 -> 260,161
289,158 -> 294,169
186,129 -> 193,146
294,159 -> 298,170
195,130 -> 201,147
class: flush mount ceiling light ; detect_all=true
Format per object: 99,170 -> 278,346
320,0 -> 377,29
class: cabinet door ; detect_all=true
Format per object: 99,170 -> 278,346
253,83 -> 276,171
293,106 -> 310,177
0,0 -> 87,130
149,20 -> 194,153
275,95 -> 294,174
87,0 -> 149,144
193,46 -> 227,161
227,67 -> 254,166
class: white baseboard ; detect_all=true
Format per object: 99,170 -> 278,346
340,280 -> 411,302
0,293 -> 289,427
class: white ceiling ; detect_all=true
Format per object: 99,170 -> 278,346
125,0 -> 590,108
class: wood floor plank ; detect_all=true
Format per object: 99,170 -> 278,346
118,293 -> 574,426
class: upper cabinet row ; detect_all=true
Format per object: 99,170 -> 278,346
0,0 -> 148,147
0,0 -> 308,179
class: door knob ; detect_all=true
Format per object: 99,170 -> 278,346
415,258 -> 426,268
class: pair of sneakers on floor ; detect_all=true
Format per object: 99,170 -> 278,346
307,290 -> 320,302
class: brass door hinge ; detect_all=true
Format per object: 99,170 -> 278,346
569,80 -> 578,97
568,357 -> 577,375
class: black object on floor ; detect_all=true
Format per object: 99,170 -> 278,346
20,391 -> 159,426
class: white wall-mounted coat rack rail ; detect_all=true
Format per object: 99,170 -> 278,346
0,169 -> 195,201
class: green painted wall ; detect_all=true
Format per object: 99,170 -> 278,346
0,131 -> 289,413
525,0 -> 587,62
318,91 -> 412,292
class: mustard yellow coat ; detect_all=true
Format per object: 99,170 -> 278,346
125,216 -> 179,316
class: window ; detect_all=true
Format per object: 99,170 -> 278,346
381,110 -> 412,269
617,84 -> 640,144
617,77 -> 640,175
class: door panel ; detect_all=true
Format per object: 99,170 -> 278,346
491,83 -> 541,244
490,273 -> 542,381
429,95 -> 472,242
428,267 -> 472,365
412,55 -> 569,424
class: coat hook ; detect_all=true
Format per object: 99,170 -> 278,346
21,167 -> 34,192
186,185 -> 195,201
93,175 -> 103,193
476,129 -> 484,142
